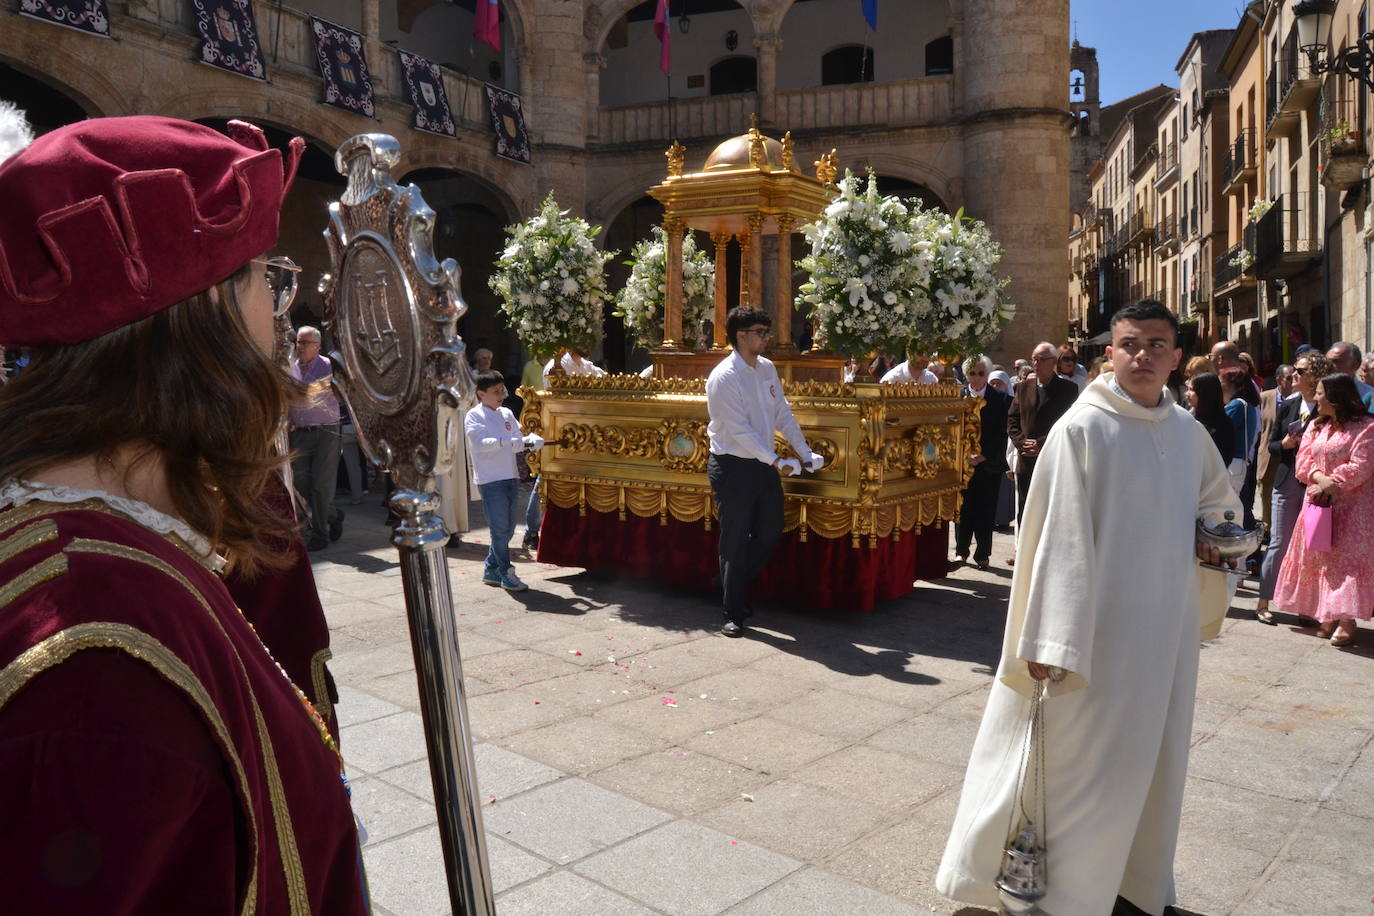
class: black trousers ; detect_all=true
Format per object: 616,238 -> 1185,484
707,453 -> 783,621
955,468 -> 1001,562
1015,457 -> 1038,529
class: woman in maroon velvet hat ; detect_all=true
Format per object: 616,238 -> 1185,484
0,112 -> 369,913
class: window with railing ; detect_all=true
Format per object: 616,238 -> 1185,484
1222,129 -> 1256,186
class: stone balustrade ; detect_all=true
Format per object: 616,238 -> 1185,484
596,76 -> 955,145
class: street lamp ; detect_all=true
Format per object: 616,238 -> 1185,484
1294,0 -> 1374,92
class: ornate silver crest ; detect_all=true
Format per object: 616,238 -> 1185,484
319,133 -> 493,914
320,132 -> 475,491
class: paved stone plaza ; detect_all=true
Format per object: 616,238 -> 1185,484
317,493 -> 1374,915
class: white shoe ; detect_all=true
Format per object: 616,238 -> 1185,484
501,572 -> 528,592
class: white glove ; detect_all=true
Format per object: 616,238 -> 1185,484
523,433 -> 545,451
777,458 -> 802,477
805,451 -> 826,472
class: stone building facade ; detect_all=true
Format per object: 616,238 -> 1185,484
2,0 -> 1071,368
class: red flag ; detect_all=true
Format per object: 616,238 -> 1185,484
475,0 -> 500,53
653,0 -> 671,75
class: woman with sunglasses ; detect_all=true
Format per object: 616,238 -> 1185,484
0,116 -> 368,911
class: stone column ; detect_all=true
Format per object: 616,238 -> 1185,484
711,231 -> 731,348
754,33 -> 782,127
958,0 -> 1070,365
361,0 -> 386,93
774,214 -> 795,348
583,53 -> 606,142
662,216 -> 685,349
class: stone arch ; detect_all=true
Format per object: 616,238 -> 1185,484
399,166 -> 523,373
161,91 -> 360,154
843,153 -> 957,212
0,53 -> 128,122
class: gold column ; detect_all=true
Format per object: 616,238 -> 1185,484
710,231 -> 731,349
662,216 -> 685,349
774,214 -> 794,348
745,213 -> 764,309
737,230 -> 752,309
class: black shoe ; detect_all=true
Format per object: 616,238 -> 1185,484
306,537 -> 330,551
328,512 -> 344,542
446,534 -> 463,549
721,620 -> 745,638
522,531 -> 539,551
974,557 -> 990,570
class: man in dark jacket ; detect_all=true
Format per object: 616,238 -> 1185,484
1008,341 -> 1079,531
955,355 -> 1014,568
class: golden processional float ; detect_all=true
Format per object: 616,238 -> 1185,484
522,122 -> 980,612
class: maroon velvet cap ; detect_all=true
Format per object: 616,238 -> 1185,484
0,116 -> 304,346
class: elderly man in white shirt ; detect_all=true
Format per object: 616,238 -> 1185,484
706,306 -> 825,636
881,349 -> 939,384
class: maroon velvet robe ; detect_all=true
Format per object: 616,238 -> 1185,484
0,499 -> 369,914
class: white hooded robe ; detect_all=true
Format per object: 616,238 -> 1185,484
936,377 -> 1240,916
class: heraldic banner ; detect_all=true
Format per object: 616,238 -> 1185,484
484,84 -> 531,165
19,0 -> 110,37
193,0 -> 266,80
398,51 -> 456,138
311,16 -> 375,118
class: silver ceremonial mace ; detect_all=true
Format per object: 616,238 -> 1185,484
320,133 -> 493,915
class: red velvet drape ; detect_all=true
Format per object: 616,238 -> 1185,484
537,503 -> 949,613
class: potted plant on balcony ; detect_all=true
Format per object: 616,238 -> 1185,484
795,170 -> 1015,366
489,193 -> 616,366
1320,119 -> 1366,188
614,225 -> 714,351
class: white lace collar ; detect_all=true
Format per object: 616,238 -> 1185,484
0,480 -> 226,572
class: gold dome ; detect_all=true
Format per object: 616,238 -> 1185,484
703,132 -> 786,172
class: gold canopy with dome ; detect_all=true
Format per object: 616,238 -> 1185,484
647,116 -> 839,356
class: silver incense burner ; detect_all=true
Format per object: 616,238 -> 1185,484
996,824 -> 1048,914
1196,511 -> 1264,575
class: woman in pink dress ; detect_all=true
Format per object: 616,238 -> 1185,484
1273,373 -> 1374,646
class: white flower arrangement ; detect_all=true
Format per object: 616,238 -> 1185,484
615,226 -> 715,350
489,193 -> 615,356
795,170 -> 1013,358
1229,247 -> 1255,270
1247,198 -> 1273,223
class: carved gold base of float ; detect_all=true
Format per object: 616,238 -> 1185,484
519,374 -> 979,549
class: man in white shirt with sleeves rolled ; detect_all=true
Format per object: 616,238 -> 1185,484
706,306 -> 825,637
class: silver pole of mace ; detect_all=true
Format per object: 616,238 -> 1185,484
319,133 -> 494,915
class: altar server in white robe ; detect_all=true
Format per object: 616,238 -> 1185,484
937,300 -> 1241,916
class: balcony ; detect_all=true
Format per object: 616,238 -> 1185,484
1319,121 -> 1368,190
1253,192 -> 1321,280
1154,213 -> 1178,252
1153,140 -> 1179,189
596,75 -> 954,145
1188,271 -> 1211,308
1185,206 -> 1199,241
1222,129 -> 1257,195
1214,225 -> 1258,294
1126,209 -> 1154,248
1266,36 -> 1321,139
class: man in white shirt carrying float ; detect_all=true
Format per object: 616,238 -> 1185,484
706,307 -> 826,637
880,349 -> 939,384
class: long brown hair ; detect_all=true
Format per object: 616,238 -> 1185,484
1314,373 -> 1369,429
0,267 -> 297,574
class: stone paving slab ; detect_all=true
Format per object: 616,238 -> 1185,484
316,501 -> 1374,915
724,866 -> 939,915
483,777 -> 674,864
573,820 -> 803,915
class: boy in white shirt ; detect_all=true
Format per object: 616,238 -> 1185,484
465,371 -> 544,591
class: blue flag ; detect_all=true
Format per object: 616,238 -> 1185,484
862,0 -> 877,29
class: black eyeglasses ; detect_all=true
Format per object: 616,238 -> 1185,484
742,328 -> 773,338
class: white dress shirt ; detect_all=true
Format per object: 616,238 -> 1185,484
706,351 -> 810,465
464,403 -> 526,485
542,352 -> 607,387
881,361 -> 939,384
